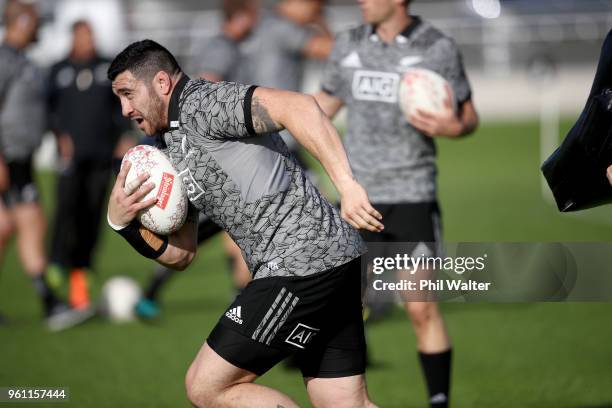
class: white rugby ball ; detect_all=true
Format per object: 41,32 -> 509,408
99,276 -> 142,323
122,145 -> 188,235
398,68 -> 455,118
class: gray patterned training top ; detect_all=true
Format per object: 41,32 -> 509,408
321,17 -> 472,204
159,76 -> 366,279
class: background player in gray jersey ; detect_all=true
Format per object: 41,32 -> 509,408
0,0 -> 92,330
197,0 -> 332,91
197,0 -> 332,153
315,0 -> 479,407
106,40 -> 382,408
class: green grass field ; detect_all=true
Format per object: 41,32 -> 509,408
1,120 -> 611,407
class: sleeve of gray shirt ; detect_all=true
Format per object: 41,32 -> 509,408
188,81 -> 257,140
194,35 -> 239,79
320,31 -> 349,98
426,37 -> 472,104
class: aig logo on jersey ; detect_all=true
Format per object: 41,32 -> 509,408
352,70 -> 400,103
178,168 -> 205,201
285,323 -> 320,349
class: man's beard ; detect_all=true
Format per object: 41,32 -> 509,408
143,91 -> 166,136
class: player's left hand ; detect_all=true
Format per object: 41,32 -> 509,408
409,85 -> 462,138
339,179 -> 384,232
606,165 -> 612,185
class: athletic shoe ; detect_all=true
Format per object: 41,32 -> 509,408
46,303 -> 94,332
135,298 -> 160,320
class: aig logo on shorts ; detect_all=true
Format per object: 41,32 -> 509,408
352,70 -> 399,103
285,323 -> 320,349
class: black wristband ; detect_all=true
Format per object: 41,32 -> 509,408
116,221 -> 169,259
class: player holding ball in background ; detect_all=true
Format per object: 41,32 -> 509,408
314,0 -> 479,406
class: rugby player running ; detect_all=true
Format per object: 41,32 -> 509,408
107,40 -> 382,408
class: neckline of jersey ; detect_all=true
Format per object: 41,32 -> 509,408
369,15 -> 422,45
168,73 -> 191,130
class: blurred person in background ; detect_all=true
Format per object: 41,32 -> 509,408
0,0 -> 91,330
46,20 -> 133,310
196,0 -> 260,83
315,0 -> 479,406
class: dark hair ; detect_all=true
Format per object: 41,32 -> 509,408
107,39 -> 182,82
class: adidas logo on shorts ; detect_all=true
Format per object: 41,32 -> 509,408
225,306 -> 243,325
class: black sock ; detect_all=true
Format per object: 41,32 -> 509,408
419,349 -> 452,408
144,265 -> 175,301
31,274 -> 60,315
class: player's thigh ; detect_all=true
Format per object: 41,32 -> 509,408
186,342 -> 257,398
305,375 -> 375,408
12,202 -> 45,236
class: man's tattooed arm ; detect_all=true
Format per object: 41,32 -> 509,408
251,95 -> 285,134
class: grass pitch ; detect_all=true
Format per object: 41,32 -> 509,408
1,120 -> 611,407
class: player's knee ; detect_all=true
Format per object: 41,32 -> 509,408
406,301 -> 434,329
185,380 -> 214,408
185,365 -> 218,408
308,377 -> 374,408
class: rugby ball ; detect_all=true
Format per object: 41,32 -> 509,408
99,276 -> 142,323
122,145 -> 188,235
398,68 -> 455,118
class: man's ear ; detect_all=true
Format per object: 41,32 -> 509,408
152,71 -> 172,96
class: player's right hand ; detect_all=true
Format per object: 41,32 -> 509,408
339,179 -> 384,232
108,160 -> 157,227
